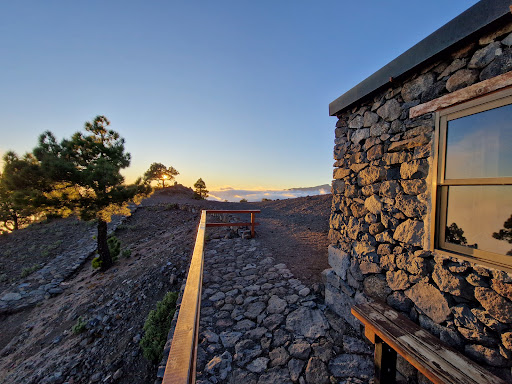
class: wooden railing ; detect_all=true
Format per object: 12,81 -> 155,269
162,210 -> 260,384
205,210 -> 260,238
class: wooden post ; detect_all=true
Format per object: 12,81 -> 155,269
250,212 -> 255,238
374,338 -> 397,384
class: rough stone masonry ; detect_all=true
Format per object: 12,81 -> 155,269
325,20 -> 512,382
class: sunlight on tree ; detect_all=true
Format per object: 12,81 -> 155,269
144,163 -> 179,187
0,151 -> 47,232
33,115 -> 152,270
193,178 -> 209,200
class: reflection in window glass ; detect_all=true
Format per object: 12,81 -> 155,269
445,186 -> 512,255
445,104 -> 512,179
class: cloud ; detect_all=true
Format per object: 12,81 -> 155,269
208,186 -> 329,202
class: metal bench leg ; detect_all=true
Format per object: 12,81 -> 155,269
374,338 -> 397,384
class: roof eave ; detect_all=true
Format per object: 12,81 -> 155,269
329,0 -> 512,117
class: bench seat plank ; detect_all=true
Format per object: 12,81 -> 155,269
352,301 -> 507,384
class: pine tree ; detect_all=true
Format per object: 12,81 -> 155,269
33,115 -> 151,270
193,178 -> 208,199
143,163 -> 179,187
445,222 -> 468,245
0,151 -> 47,232
493,214 -> 512,256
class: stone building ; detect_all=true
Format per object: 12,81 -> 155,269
325,0 -> 512,381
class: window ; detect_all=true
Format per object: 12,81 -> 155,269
433,88 -> 512,271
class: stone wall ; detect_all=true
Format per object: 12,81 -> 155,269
325,22 -> 512,382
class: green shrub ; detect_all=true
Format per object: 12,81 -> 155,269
51,239 -> 63,249
140,291 -> 178,363
164,203 -> 179,210
20,263 -> 41,278
108,235 -> 121,261
91,256 -> 102,269
240,198 -> 248,203
121,249 -> 132,258
91,236 -> 126,267
72,316 -> 87,334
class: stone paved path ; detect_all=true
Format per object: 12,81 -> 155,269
195,237 -> 375,384
0,215 -> 127,315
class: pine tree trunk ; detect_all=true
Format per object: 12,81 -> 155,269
12,214 -> 19,231
97,219 -> 112,271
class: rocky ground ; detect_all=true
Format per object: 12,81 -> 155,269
0,196 -> 199,384
0,217 -> 95,293
193,237 -> 373,384
0,186 -> 371,384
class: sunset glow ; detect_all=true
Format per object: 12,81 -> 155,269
0,1 -> 478,191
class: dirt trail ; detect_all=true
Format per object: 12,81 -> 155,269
149,188 -> 332,283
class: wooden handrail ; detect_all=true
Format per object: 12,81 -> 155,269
205,210 -> 261,214
162,210 -> 206,384
162,210 -> 260,384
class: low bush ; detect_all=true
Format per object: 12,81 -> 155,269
72,316 -> 87,334
140,291 -> 178,364
91,256 -> 102,269
20,263 -> 41,278
91,235 -> 129,268
192,192 -> 203,200
107,235 -> 121,261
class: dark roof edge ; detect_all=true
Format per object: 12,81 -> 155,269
329,0 -> 512,117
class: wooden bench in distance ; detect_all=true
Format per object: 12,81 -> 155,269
351,301 -> 508,384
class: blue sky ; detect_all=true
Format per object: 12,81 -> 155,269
0,0 -> 479,190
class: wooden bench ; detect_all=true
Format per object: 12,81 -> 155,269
351,301 -> 508,384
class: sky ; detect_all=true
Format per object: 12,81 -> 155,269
0,0 -> 480,191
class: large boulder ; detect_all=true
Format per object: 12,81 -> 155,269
377,99 -> 401,121
400,159 -> 428,179
393,219 -> 424,247
328,354 -> 374,380
351,128 -> 370,144
401,73 -> 435,102
328,245 -> 350,280
358,166 -> 387,186
474,287 -> 512,323
446,69 -> 479,92
386,270 -> 411,290
405,282 -> 451,323
364,195 -> 382,215
468,42 -> 502,69
432,264 -> 472,298
285,307 -> 329,340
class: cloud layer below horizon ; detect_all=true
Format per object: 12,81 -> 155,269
208,187 -> 330,202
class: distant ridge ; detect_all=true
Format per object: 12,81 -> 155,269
288,184 -> 330,192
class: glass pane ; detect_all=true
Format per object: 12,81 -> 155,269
445,103 -> 512,179
445,186 -> 512,256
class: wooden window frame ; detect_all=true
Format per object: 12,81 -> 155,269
431,87 -> 512,272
